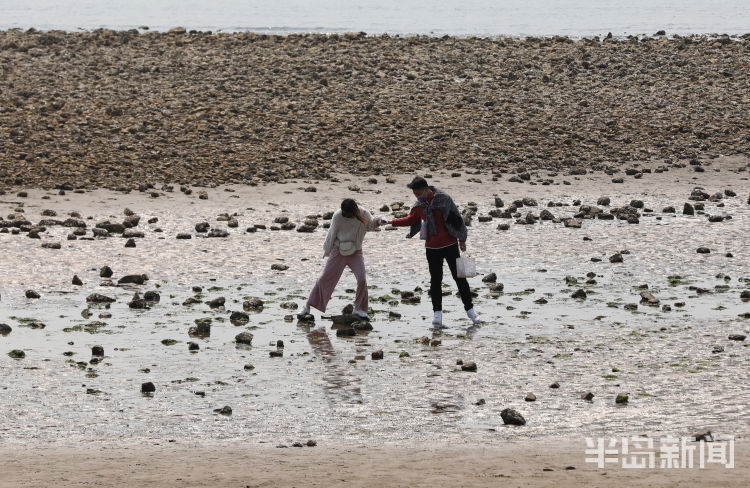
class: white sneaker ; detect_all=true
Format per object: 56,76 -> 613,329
467,308 -> 482,325
432,311 -> 443,326
353,308 -> 368,319
296,305 -> 311,319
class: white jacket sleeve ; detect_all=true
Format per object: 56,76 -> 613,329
361,208 -> 379,232
323,212 -> 340,257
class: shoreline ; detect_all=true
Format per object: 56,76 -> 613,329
6,26 -> 750,39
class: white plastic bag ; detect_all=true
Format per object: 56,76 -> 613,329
456,255 -> 477,278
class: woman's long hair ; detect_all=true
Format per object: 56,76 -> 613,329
341,198 -> 365,223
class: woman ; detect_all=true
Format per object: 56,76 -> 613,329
298,198 -> 382,319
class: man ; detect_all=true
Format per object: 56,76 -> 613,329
388,176 -> 482,326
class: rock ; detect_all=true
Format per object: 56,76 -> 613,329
118,274 -> 148,285
195,222 -> 210,232
129,292 -> 149,309
712,345 -> 724,353
683,203 -> 695,215
306,440 -> 317,447
25,290 -> 40,299
91,345 -> 104,356
230,311 -> 249,323
336,328 -> 356,337
597,197 -> 611,206
494,197 -> 504,207
609,253 -> 623,263
124,238 -> 136,248
0,323 -> 12,335
206,228 -> 229,238
740,291 -> 750,300
269,350 -> 284,357
96,221 -> 126,234
571,289 -> 587,299
207,297 -> 225,308
696,247 -> 710,254
581,392 -> 595,401
86,293 -> 115,303
500,408 -> 526,426
563,218 -> 582,228
525,393 -> 537,402
8,350 -> 25,359
243,363 -> 255,370
371,350 -> 384,360
728,334 -> 746,341
100,266 -> 113,278
243,298 -> 264,311
615,393 -> 629,404
639,290 -> 660,305
693,430 -> 713,442
271,263 -> 289,271
549,382 -> 560,389
176,233 -> 191,239
482,272 -> 497,283
461,361 -> 477,372
214,406 -> 232,415
144,291 -> 160,302
72,275 -> 83,286
235,332 -> 254,345
141,382 -> 156,393
189,318 -> 211,337
188,341 -> 200,351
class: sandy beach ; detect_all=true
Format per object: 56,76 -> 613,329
1,440 -> 747,488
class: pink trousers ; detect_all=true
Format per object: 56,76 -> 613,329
307,247 -> 368,313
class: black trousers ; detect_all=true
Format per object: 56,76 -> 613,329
426,243 -> 473,312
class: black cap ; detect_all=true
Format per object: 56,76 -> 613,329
407,176 -> 429,190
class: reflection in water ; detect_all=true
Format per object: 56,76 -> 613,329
306,326 -> 362,405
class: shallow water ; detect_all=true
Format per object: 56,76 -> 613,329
0,161 -> 748,446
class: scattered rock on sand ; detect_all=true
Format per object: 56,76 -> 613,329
525,393 -> 537,402
615,393 -> 629,404
100,266 -> 113,278
0,323 -> 12,335
243,298 -> 264,311
461,361 -> 477,372
87,293 -> 115,303
500,408 -> 526,426
118,274 -> 148,285
235,332 -> 254,345
72,275 -> 83,286
141,382 -> 156,393
207,297 -> 225,308
25,290 -> 40,299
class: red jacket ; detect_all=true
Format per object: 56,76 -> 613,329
391,197 -> 458,249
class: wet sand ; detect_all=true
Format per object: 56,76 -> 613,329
1,158 -> 748,484
1,440 -> 747,488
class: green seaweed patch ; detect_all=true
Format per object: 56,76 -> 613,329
161,339 -> 179,346
604,374 -> 618,380
208,286 -> 225,292
8,350 -> 25,359
86,371 -> 99,378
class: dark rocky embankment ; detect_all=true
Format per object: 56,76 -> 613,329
0,29 -> 748,188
